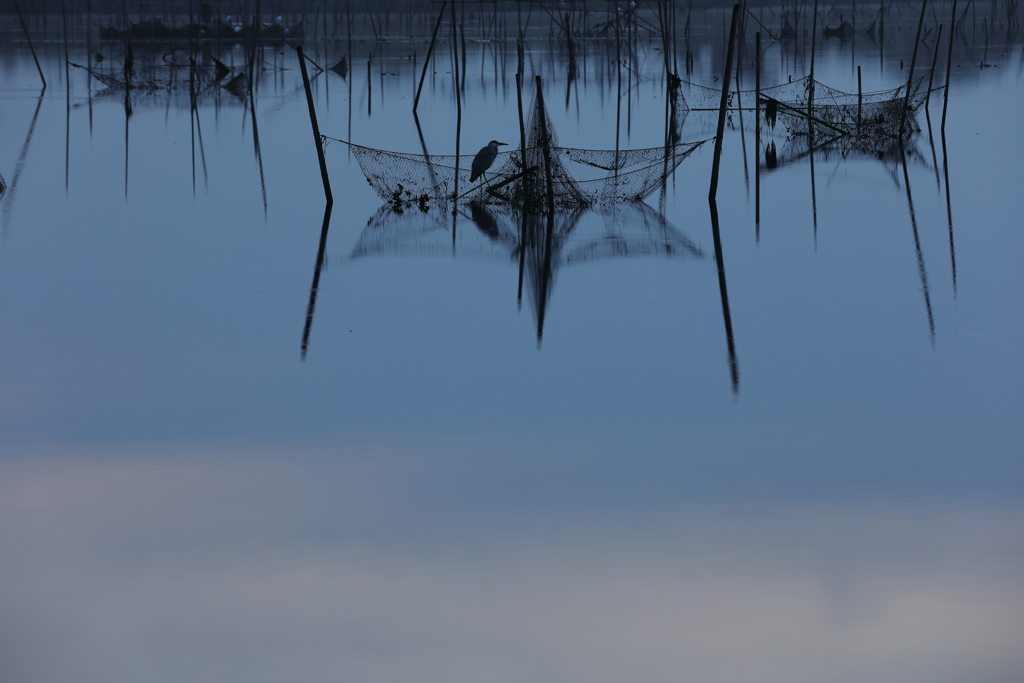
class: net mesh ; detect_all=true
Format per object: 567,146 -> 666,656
678,74 -> 932,138
760,131 -> 929,176
327,81 -> 709,208
71,60 -> 242,93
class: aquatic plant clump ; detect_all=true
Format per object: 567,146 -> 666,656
330,83 -> 708,208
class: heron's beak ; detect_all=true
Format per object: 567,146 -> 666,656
496,141 -> 510,146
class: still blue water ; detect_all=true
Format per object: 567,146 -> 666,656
1,5 -> 1022,682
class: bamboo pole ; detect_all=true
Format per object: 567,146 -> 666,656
755,31 -> 761,229
926,24 -> 943,106
941,0 -> 958,132
414,0 -> 448,114
297,45 -> 333,205
709,4 -> 741,201
13,0 -> 46,90
857,65 -> 862,130
452,0 -> 462,208
899,0 -> 928,139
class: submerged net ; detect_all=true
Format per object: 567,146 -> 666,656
678,74 -> 932,138
329,81 -> 709,208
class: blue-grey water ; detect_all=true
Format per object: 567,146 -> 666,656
1,5 -> 1022,682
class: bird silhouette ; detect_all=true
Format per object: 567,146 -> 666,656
470,140 -> 509,182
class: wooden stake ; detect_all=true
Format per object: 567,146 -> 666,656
927,24 -> 943,106
297,45 -> 333,205
755,30 -> 761,230
709,4 -> 741,201
899,0 -> 928,139
941,0 -> 958,132
13,0 -> 46,90
413,0 -> 448,114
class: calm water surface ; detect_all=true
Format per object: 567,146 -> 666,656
1,5 -> 1022,682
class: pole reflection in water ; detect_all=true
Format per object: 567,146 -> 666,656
941,127 -> 958,298
900,143 -> 937,347
708,198 -> 740,394
2,92 -> 44,232
249,90 -> 268,218
301,203 -> 335,361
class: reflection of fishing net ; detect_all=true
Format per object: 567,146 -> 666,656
678,74 -> 932,138
350,202 -> 704,264
760,131 -> 928,177
348,201 -> 704,337
0,173 -> 6,202
329,80 -> 709,208
71,60 -> 240,92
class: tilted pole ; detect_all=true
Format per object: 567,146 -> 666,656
709,4 -> 741,201
297,45 -> 333,205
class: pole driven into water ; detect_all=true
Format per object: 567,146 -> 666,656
899,0 -> 928,139
13,0 -> 45,90
753,29 -> 761,231
297,45 -> 333,205
755,30 -> 761,229
414,0 -> 448,114
927,24 -> 943,107
857,65 -> 863,130
709,4 -> 741,201
451,0 -> 462,209
941,0 -> 958,132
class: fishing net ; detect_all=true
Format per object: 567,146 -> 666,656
327,80 -> 709,208
678,74 -> 933,138
71,60 -> 242,93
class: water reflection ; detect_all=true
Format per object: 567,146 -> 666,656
301,202 -> 335,361
759,131 -> 929,178
1,7 -> 1022,682
2,450 -> 1021,683
708,198 -> 740,394
300,201 -> 704,354
1,93 -> 43,232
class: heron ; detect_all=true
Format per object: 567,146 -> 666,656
469,140 -> 509,182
